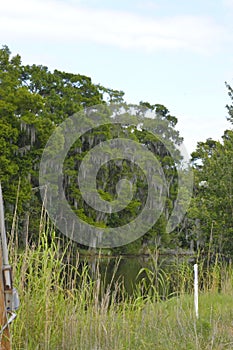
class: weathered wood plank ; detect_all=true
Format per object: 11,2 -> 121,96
0,249 -> 11,350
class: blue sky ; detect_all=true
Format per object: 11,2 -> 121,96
1,0 -> 233,154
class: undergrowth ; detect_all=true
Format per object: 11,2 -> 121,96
8,233 -> 233,350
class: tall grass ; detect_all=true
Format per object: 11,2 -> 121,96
8,232 -> 233,350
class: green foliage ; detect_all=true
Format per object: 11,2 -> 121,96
189,132 -> 233,253
0,45 -> 186,253
0,46 -> 124,245
185,82 -> 233,254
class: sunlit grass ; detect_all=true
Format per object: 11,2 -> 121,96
9,233 -> 233,350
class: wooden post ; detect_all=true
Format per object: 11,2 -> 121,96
0,182 -> 12,350
0,249 -> 11,350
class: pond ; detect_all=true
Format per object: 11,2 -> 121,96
79,253 -> 196,298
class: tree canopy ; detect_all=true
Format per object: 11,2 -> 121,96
1,45 -> 233,255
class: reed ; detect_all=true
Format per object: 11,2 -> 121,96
9,233 -> 233,350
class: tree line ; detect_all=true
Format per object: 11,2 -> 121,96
0,45 -> 233,255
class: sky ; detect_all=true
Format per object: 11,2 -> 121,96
1,0 -> 233,155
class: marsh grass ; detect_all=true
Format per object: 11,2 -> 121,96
8,233 -> 233,350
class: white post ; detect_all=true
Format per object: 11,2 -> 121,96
194,264 -> 199,319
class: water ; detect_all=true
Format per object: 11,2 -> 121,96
80,253 -> 194,298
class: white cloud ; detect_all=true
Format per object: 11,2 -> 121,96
0,0 -> 228,54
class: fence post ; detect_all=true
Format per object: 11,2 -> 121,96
0,182 -> 11,350
194,263 -> 199,319
0,249 -> 11,350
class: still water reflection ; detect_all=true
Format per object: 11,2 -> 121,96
80,254 -> 194,297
